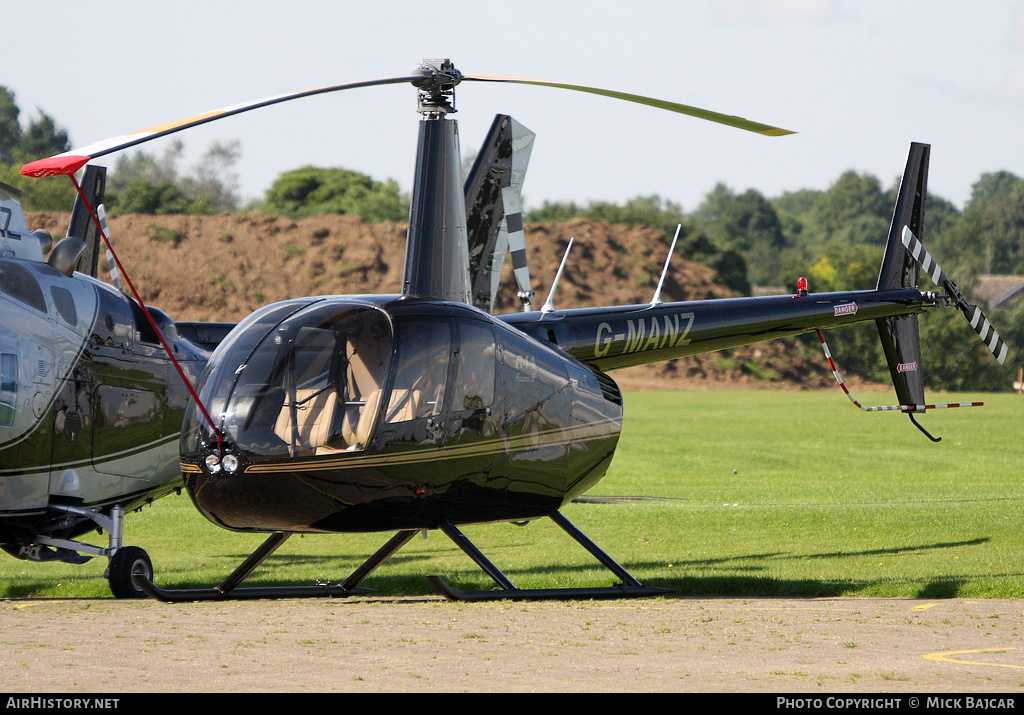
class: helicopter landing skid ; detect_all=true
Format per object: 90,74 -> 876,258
132,511 -> 670,602
427,511 -> 673,601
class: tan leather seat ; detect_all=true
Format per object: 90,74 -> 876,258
384,389 -> 423,423
274,388 -> 338,452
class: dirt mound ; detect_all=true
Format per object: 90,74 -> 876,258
27,211 -> 836,390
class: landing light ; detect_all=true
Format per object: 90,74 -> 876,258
222,454 -> 240,474
205,454 -> 222,473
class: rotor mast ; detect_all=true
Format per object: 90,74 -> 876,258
402,59 -> 472,304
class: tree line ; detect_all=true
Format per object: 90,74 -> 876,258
2,86 -> 1020,391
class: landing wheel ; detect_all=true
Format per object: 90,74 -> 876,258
107,546 -> 153,599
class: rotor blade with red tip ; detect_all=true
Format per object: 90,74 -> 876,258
463,74 -> 795,137
21,75 -> 422,177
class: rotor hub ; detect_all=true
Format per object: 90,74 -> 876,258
412,58 -> 463,115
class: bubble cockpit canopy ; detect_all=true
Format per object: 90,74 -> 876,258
182,300 -> 393,459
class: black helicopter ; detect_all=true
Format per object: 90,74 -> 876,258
19,59 -> 1006,601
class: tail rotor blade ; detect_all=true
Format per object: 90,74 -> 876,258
900,226 -> 948,287
967,304 -> 1009,365
464,115 -> 536,313
901,227 -> 1009,365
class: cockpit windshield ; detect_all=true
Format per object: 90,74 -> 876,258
184,301 -> 392,458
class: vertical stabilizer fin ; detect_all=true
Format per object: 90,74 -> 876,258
875,143 -> 929,411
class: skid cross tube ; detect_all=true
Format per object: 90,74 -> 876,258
427,511 -> 672,601
133,530 -> 418,602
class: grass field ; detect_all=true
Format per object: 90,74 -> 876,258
2,390 -> 1020,600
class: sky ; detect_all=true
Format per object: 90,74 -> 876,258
5,1 -> 1023,214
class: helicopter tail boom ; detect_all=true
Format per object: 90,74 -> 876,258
504,286 -> 926,373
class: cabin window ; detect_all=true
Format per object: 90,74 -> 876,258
0,353 -> 16,427
50,286 -> 78,327
453,322 -> 495,410
496,324 -> 570,424
384,320 -> 451,424
92,289 -> 134,349
0,262 -> 46,314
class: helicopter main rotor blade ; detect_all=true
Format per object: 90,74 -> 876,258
463,74 -> 795,137
22,64 -> 794,179
21,75 -> 423,178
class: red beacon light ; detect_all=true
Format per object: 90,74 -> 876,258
796,276 -> 808,297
